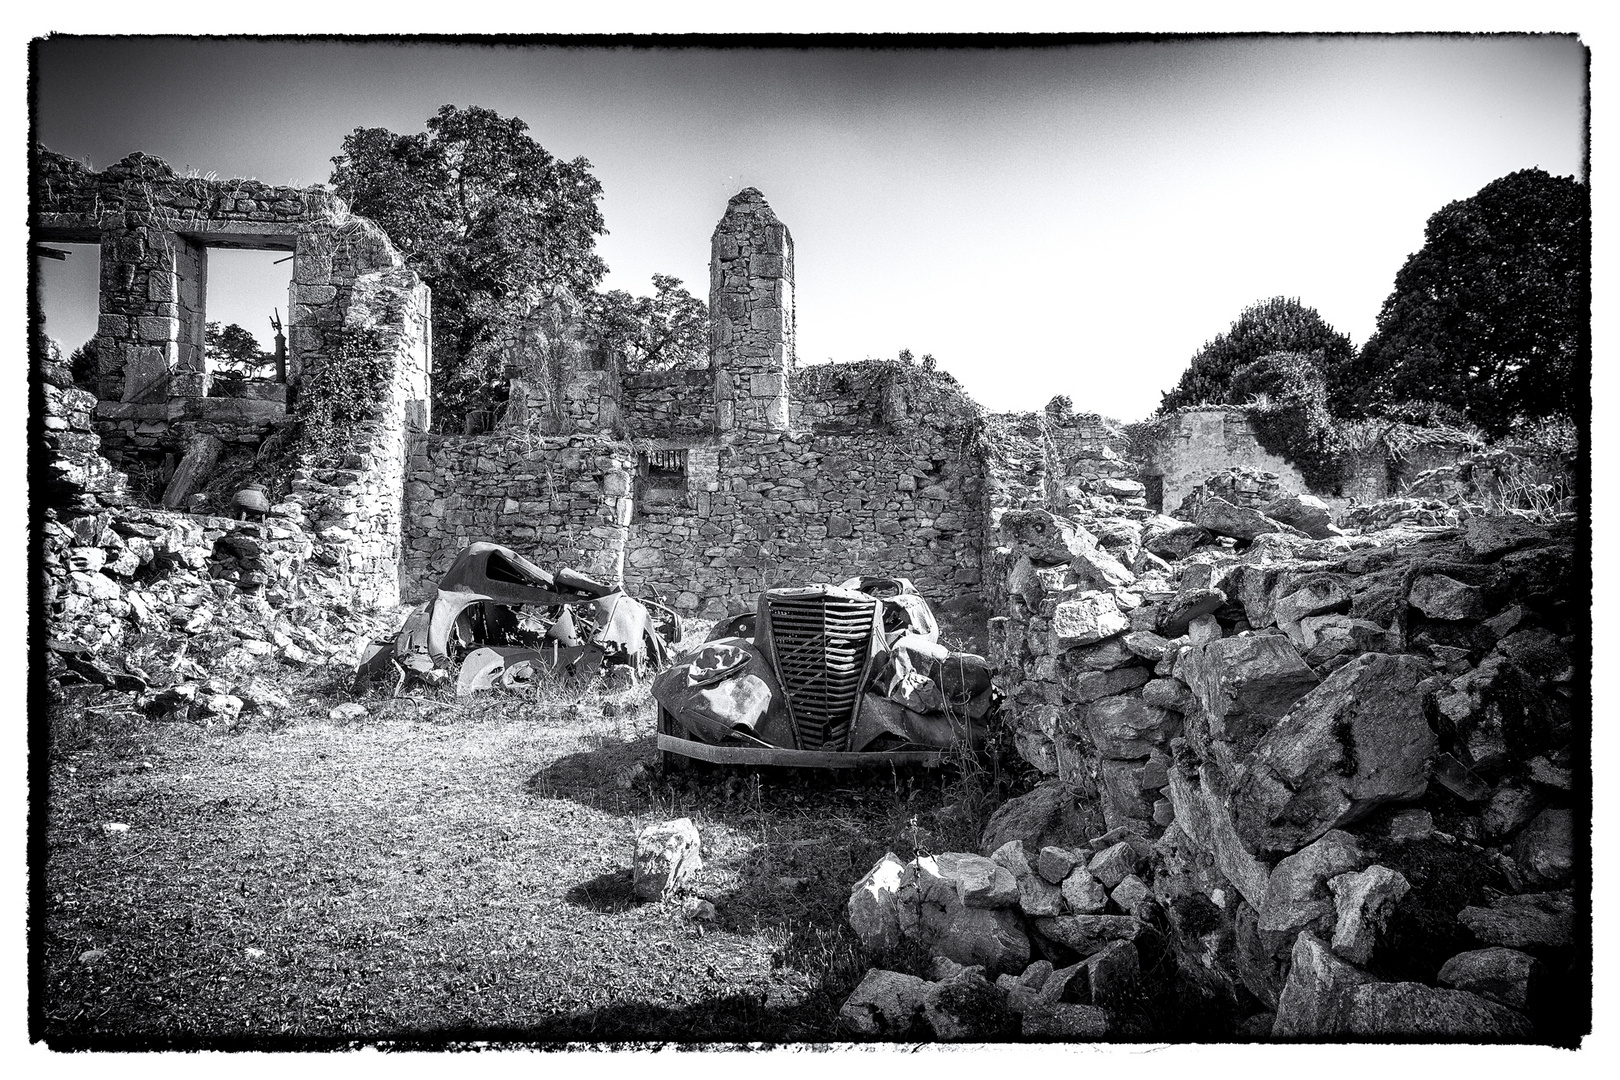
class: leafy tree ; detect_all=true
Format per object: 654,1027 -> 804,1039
330,105 -> 608,429
1349,168 -> 1589,435
205,321 -> 271,375
1158,297 -> 1356,415
66,338 -> 98,389
585,274 -> 709,374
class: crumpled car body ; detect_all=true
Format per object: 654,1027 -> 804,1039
655,577 -> 996,767
356,542 -> 679,693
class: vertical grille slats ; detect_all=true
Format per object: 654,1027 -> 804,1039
764,591 -> 878,751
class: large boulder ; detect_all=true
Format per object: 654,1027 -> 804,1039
1458,890 -> 1574,949
632,818 -> 703,901
980,779 -> 1100,857
1232,653 -> 1437,856
1256,830 -> 1366,956
920,967 -> 1017,1041
897,855 -> 1031,974
1082,694 -> 1181,760
1262,492 -> 1341,540
1163,757 -> 1271,910
1272,575 -> 1352,645
1272,932 -> 1374,1037
1408,573 -> 1485,621
1031,914 -> 1143,959
1142,514 -> 1214,560
1059,662 -> 1151,704
1052,593 -> 1130,648
1512,807 -> 1574,886
1195,496 -> 1297,542
1334,982 -> 1532,1039
1327,864 -> 1410,964
1178,634 -> 1320,771
838,968 -> 929,1037
935,852 -> 1021,909
847,852 -> 910,951
1437,947 -> 1544,1011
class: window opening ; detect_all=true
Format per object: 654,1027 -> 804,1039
33,241 -> 101,389
201,247 -> 294,396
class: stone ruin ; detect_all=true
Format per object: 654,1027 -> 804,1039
34,152 -> 1586,1042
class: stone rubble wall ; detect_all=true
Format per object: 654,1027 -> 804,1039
978,443 -> 1581,1038
286,268 -> 432,610
402,433 -> 634,601
500,297 -> 624,436
35,148 -> 420,469
710,188 -> 794,434
623,429 -> 986,617
620,369 -> 716,438
401,421 -> 986,617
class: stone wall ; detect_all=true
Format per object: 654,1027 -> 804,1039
287,268 -> 432,609
622,428 -> 986,617
1140,408 -> 1491,515
401,433 -> 633,601
1141,409 -> 1314,515
34,148 -> 422,469
620,369 -> 716,438
710,188 -> 794,434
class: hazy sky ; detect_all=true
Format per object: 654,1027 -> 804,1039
32,35 -> 1587,421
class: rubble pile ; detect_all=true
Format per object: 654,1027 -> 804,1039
841,465 -> 1581,1040
842,817 -> 1171,1039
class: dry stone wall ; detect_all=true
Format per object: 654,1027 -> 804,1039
402,433 -> 634,600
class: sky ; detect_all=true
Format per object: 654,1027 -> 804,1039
31,35 -> 1587,423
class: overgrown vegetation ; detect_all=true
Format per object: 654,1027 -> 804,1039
330,105 -> 608,432
293,321 -> 394,469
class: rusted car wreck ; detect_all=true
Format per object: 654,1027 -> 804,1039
652,577 -> 996,768
357,542 -> 680,694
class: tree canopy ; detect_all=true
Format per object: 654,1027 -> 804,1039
1347,168 -> 1589,436
330,104 -> 608,429
1156,297 -> 1356,415
205,322 -> 271,375
585,274 -> 710,374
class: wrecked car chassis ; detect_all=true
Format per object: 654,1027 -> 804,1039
653,577 -> 995,770
357,542 -> 678,693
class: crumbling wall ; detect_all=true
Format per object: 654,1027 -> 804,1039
710,188 -> 793,434
500,295 -> 623,436
287,268 -> 431,609
619,369 -> 715,437
401,433 -> 633,601
622,429 -> 986,616
34,148 -> 423,467
1142,409 -> 1313,514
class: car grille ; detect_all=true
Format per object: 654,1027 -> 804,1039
763,591 -> 879,751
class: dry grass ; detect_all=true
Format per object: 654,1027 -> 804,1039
37,645 -> 1026,1048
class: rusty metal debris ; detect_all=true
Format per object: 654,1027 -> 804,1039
653,575 -> 997,768
356,542 -> 680,694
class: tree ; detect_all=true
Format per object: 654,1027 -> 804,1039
585,274 -> 710,374
1158,297 -> 1356,415
205,321 -> 271,375
330,105 -> 608,428
1349,169 -> 1589,436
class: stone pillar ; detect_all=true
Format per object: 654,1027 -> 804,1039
92,227 -> 208,456
709,188 -> 794,433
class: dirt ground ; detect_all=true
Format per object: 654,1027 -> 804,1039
36,668 -> 1026,1048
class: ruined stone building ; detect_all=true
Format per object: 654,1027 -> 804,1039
36,152 -> 1505,624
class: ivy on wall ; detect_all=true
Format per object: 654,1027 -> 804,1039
294,321 -> 395,468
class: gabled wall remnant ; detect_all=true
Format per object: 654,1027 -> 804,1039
35,148 -> 432,609
710,188 -> 794,433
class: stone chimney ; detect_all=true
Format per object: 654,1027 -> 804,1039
709,188 -> 794,433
